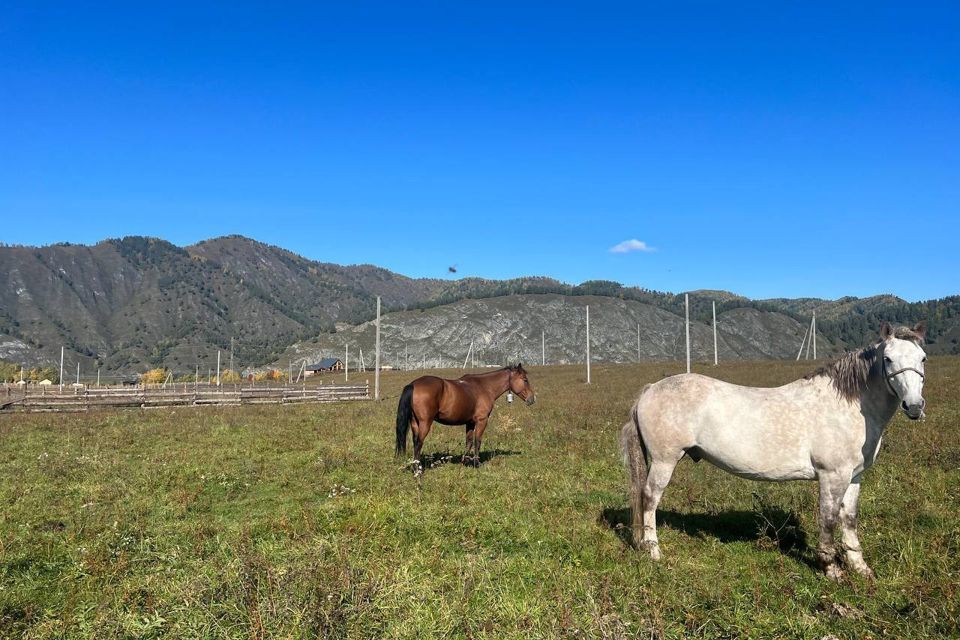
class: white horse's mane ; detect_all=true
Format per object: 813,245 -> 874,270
805,326 -> 924,401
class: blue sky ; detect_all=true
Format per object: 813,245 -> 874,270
2,2 -> 958,301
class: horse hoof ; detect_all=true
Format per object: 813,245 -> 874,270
824,564 -> 844,581
640,540 -> 661,561
851,564 -> 875,580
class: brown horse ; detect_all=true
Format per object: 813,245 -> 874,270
395,364 -> 536,473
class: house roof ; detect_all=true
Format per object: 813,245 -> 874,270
306,358 -> 342,371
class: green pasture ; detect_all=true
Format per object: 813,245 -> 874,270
1,360 -> 957,638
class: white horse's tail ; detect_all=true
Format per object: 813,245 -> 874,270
620,386 -> 650,548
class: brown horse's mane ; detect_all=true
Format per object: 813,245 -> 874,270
803,325 -> 923,401
460,364 -> 524,379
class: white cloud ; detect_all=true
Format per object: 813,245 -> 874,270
609,239 -> 656,254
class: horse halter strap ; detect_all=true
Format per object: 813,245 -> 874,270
879,343 -> 925,397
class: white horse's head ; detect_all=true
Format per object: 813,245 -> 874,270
880,321 -> 927,420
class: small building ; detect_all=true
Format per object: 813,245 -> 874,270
305,358 -> 344,376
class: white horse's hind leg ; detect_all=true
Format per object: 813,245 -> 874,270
839,480 -> 874,578
641,458 -> 681,560
817,472 -> 852,579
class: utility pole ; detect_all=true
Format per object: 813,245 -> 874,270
229,337 -> 234,375
712,301 -> 718,366
637,323 -> 641,362
796,323 -> 809,361
810,311 -> 817,360
216,350 -> 221,386
59,346 -> 64,391
97,368 -> 101,387
586,305 -> 591,384
345,344 -> 349,382
76,362 -> 80,385
374,296 -> 381,401
542,329 -> 545,366
685,294 -> 691,374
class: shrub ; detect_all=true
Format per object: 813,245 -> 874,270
140,368 -> 169,384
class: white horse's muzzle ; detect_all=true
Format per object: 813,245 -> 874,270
902,399 -> 925,420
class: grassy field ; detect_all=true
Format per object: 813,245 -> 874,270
1,358 -> 958,639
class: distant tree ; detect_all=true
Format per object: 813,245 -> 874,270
254,369 -> 285,382
140,368 -> 169,384
220,369 -> 242,384
0,361 -> 58,383
0,361 -> 19,382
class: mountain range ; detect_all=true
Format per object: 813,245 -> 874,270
1,235 -> 957,377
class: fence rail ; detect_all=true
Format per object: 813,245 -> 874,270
0,383 -> 371,413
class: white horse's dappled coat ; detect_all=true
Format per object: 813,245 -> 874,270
620,322 -> 928,578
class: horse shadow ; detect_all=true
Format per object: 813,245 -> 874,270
600,504 -> 816,569
413,449 -> 522,474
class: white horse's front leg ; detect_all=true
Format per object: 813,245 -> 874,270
839,480 -> 874,579
817,472 -> 851,580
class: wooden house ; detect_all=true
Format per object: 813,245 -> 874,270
305,358 -> 344,375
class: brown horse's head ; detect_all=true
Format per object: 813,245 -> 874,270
508,363 -> 536,405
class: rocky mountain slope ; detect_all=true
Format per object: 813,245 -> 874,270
0,235 -> 956,376
281,294 -> 842,372
0,236 -> 575,374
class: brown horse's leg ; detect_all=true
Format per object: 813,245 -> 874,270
412,418 -> 433,476
462,421 -> 476,466
464,419 -> 487,467
472,418 -> 488,467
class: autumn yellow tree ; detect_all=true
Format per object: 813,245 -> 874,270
254,369 -> 285,382
220,369 -> 242,384
140,368 -> 168,384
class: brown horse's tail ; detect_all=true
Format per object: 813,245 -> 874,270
395,383 -> 415,456
620,391 -> 650,549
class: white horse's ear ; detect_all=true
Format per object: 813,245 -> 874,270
913,321 -> 927,340
880,322 -> 892,340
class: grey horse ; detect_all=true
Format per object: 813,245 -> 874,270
621,322 -> 927,578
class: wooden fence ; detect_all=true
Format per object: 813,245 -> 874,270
0,382 -> 370,413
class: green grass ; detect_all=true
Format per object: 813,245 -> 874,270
1,359 -> 958,638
